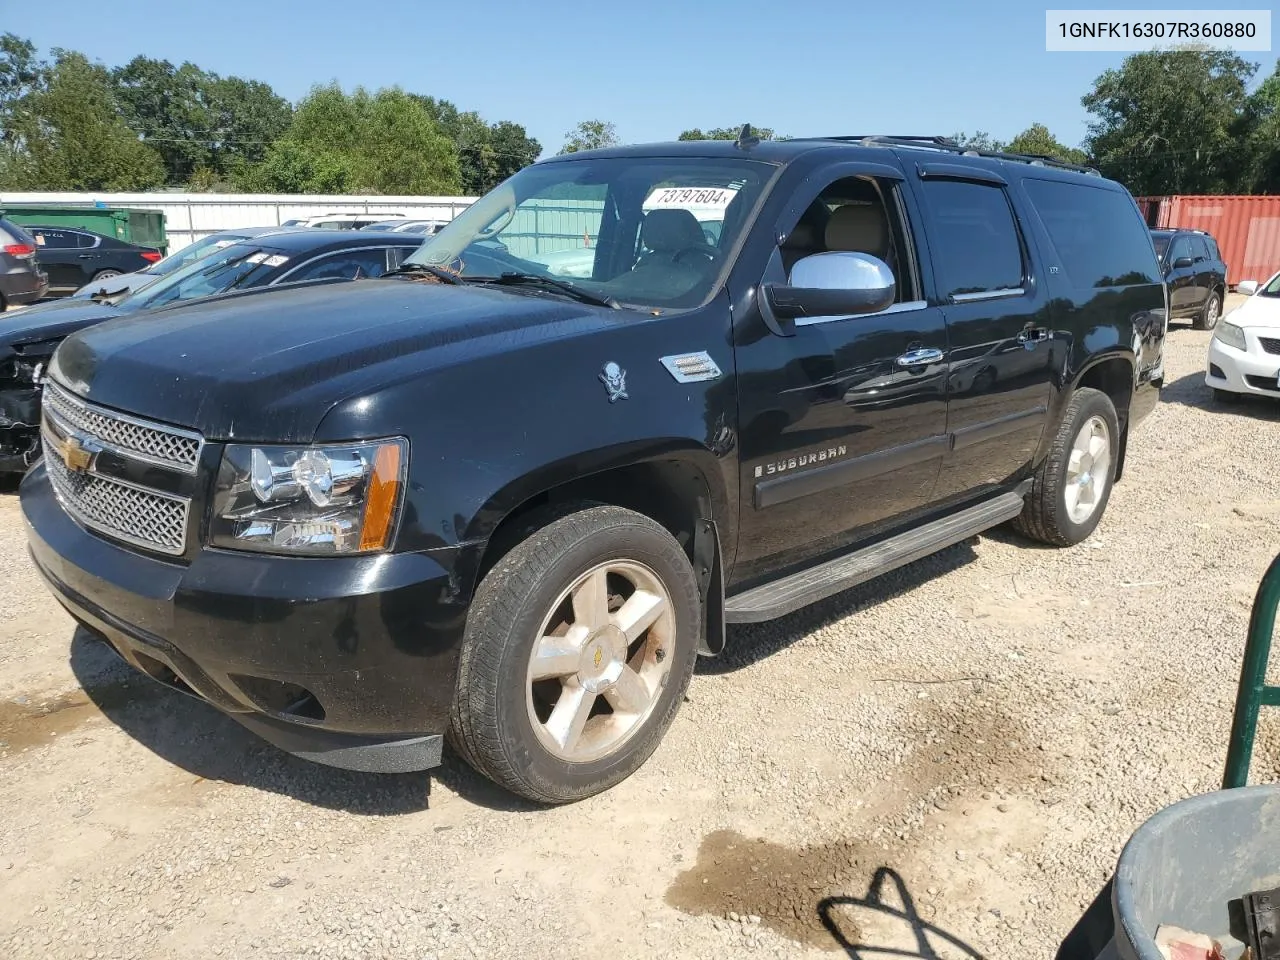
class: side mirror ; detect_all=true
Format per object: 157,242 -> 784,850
761,252 -> 896,334
1172,256 -> 1194,270
1238,280 -> 1259,296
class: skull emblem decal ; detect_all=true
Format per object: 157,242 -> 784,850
598,361 -> 629,403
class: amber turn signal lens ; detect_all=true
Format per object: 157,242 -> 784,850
359,442 -> 403,551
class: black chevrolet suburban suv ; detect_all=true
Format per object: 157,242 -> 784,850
21,134 -> 1166,804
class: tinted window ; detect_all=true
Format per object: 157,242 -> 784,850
920,179 -> 1023,297
1205,236 -> 1222,261
75,231 -> 102,249
124,243 -> 282,311
32,229 -> 77,250
1188,236 -> 1211,261
1151,234 -> 1171,260
1023,179 -> 1160,288
283,248 -> 390,282
1168,237 -> 1191,264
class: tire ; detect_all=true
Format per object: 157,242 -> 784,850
449,504 -> 701,804
1193,290 -> 1221,331
1214,388 -> 1241,404
92,269 -> 122,282
1013,387 -> 1119,547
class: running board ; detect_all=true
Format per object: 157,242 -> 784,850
724,492 -> 1026,623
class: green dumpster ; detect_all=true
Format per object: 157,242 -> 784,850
0,204 -> 168,254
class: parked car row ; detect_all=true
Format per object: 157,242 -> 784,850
0,229 -> 423,473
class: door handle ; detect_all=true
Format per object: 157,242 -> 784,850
1017,327 -> 1049,343
895,348 -> 944,367
77,254 -> 96,259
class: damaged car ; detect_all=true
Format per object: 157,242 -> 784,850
0,229 -> 424,474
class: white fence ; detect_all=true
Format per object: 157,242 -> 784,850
0,192 -> 480,252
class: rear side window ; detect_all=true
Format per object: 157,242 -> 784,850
919,179 -> 1024,298
32,229 -> 77,249
1205,236 -> 1222,261
74,231 -> 100,249
1023,179 -> 1160,288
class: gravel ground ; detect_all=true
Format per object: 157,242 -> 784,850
2,301 -> 1278,960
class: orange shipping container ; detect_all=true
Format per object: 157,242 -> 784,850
1136,195 -> 1280,288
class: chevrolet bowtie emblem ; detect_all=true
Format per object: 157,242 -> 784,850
60,435 -> 94,473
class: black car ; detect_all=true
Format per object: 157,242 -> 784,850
1151,228 -> 1228,330
69,225 -> 305,300
21,134 -> 1165,804
24,226 -> 164,297
0,218 -> 48,309
0,229 -> 423,472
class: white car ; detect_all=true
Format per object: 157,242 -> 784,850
1205,272 -> 1280,402
279,213 -> 407,230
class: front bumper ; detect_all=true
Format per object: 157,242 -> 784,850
1205,334 -> 1280,398
21,462 -> 476,773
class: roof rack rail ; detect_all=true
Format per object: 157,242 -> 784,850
799,135 -> 1102,176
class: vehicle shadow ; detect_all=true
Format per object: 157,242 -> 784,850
701,540 -> 979,676
68,627 -> 539,815
819,866 -> 986,959
1158,370 -> 1280,421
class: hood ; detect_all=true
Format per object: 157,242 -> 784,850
49,278 -> 622,443
0,298 -> 124,350
70,269 -> 151,300
1227,294 -> 1280,331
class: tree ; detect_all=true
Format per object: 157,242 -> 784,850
111,56 -> 292,187
949,131 -> 1005,151
677,125 -> 778,141
1082,48 -> 1255,194
1,50 -> 164,190
1004,123 -> 1088,165
241,83 -> 460,194
559,119 -> 619,154
1233,62 -> 1280,192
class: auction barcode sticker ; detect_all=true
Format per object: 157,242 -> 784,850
1046,10 -> 1271,51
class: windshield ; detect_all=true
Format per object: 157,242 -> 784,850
1151,234 -> 1171,260
406,156 -> 775,309
1260,272 -> 1280,297
148,232 -> 250,277
117,242 -> 284,312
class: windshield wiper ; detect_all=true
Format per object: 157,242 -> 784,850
483,272 -> 620,309
383,262 -> 463,285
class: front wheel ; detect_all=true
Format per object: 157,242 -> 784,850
1194,291 -> 1221,331
448,505 -> 701,804
1013,387 -> 1119,547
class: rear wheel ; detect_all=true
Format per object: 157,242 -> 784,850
449,504 -> 701,804
1194,291 -> 1221,331
1013,387 -> 1118,547
91,269 -> 122,282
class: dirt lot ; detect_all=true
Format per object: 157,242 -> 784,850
2,299 -> 1278,960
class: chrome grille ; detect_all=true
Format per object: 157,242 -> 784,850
43,379 -> 202,474
1258,336 -> 1280,356
43,442 -> 189,555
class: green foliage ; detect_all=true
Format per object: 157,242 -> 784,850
1082,48 -> 1256,194
677,125 -> 779,141
1004,124 -> 1088,165
2,50 -> 164,190
559,119 -> 620,154
411,96 -> 541,194
242,84 -> 461,195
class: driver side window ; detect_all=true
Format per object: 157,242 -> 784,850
777,175 -> 921,305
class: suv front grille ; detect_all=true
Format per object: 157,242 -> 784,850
41,382 -> 199,556
44,445 -> 189,555
43,379 -> 202,473
1258,336 -> 1280,356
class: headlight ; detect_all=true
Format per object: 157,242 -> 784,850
1214,321 -> 1248,352
211,439 -> 407,555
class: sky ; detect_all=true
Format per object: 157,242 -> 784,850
4,0 -> 1277,158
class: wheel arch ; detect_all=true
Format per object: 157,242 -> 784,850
1072,353 -> 1135,482
463,443 -> 731,656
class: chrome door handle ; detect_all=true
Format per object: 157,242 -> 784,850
896,348 -> 944,367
